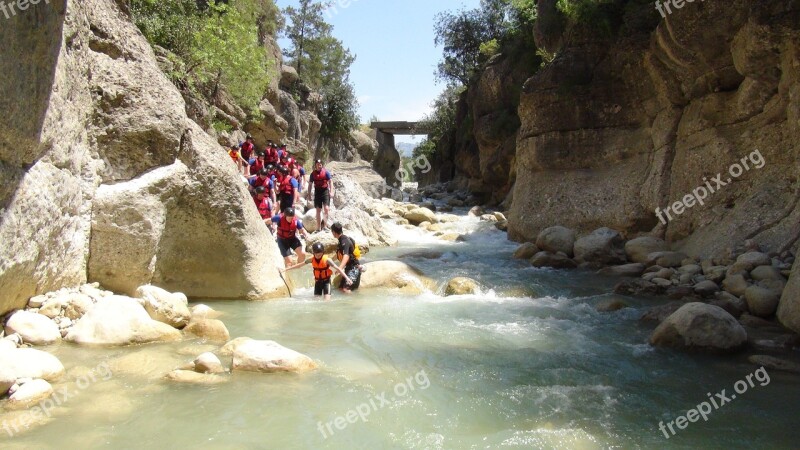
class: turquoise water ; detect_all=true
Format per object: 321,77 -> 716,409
3,216 -> 799,449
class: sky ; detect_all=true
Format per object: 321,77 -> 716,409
275,0 -> 481,145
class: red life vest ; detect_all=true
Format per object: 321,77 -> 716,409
253,176 -> 271,190
254,196 -> 271,219
277,215 -> 298,239
286,157 -> 297,170
265,147 -> 279,164
240,142 -> 254,160
312,255 -> 333,281
311,169 -> 330,189
279,175 -> 295,196
251,160 -> 264,175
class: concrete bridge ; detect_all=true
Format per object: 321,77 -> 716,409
369,122 -> 430,187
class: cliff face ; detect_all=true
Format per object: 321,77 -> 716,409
0,0 -> 288,315
510,0 -> 800,260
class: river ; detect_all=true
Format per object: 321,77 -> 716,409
4,213 -> 800,449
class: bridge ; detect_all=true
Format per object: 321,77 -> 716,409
370,121 -> 431,135
368,121 -> 431,187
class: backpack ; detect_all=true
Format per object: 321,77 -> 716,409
351,237 -> 362,259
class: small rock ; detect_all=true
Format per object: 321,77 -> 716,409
479,214 -> 498,222
731,252 -> 772,275
165,370 -> 228,385
530,251 -> 577,269
4,311 -> 61,345
722,274 -> 749,297
493,212 -> 506,221
597,263 -> 646,277
573,227 -> 626,265
468,206 -> 484,217
750,265 -> 784,282
63,293 -> 95,320
38,300 -> 63,319
5,379 -> 53,410
693,280 -> 720,297
193,352 -> 225,374
651,278 -> 672,288
678,264 -> 702,276
184,319 -> 230,343
28,295 -> 46,309
190,304 -> 221,320
645,252 -> 688,268
625,237 -> 668,264
536,226 -> 577,257
744,285 -> 780,317
596,299 -> 629,312
513,242 -> 540,260
703,266 -> 727,283
747,355 -> 800,374
444,277 -> 481,296
135,285 -> 191,329
232,340 -> 317,373
649,303 -> 747,352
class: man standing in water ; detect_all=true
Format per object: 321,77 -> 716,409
331,222 -> 361,293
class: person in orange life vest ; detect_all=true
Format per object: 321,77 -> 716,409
271,207 -> 309,267
265,142 -> 280,165
276,165 -> 299,213
249,151 -> 266,176
240,134 -> 255,161
331,222 -> 362,293
252,186 -> 274,231
228,145 -> 248,176
308,159 -> 334,232
282,242 -> 352,301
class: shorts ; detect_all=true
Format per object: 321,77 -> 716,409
277,237 -> 302,257
339,265 -> 361,291
314,188 -> 331,209
314,279 -> 332,296
279,193 -> 294,212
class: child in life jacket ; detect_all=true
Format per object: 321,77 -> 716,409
282,242 -> 352,301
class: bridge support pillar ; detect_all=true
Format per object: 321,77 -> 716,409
372,130 -> 401,187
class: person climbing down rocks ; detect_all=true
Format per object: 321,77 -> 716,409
272,207 -> 309,267
277,165 -> 299,214
309,159 -> 333,232
252,186 -> 274,232
282,242 -> 352,301
331,222 -> 362,293
228,145 -> 248,176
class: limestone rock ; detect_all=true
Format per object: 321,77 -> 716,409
530,252 -> 577,269
513,242 -> 540,260
597,263 -> 646,277
573,228 -> 626,265
730,252 -> 772,275
744,285 -> 781,317
231,340 -> 317,373
39,299 -> 63,319
778,258 -> 800,333
650,303 -> 747,352
535,226 -> 576,257
693,280 -> 721,297
219,337 -> 253,357
645,252 -> 688,268
751,265 -> 784,282
135,285 -> 191,329
722,274 -> 750,297
191,304 -> 221,321
63,293 -> 95,320
351,261 -> 434,294
165,370 -> 228,385
444,277 -> 481,296
184,319 -> 230,343
747,355 -> 800,374
65,296 -> 182,346
0,348 -> 65,394
193,352 -> 226,374
6,379 -> 53,410
404,208 -> 438,226
625,237 -> 668,264
4,310 -> 61,345
596,299 -> 629,312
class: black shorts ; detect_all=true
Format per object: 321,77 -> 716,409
314,279 -> 332,296
279,193 -> 294,212
339,265 -> 361,291
277,237 -> 302,257
314,188 -> 331,209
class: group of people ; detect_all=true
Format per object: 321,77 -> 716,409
227,136 -> 360,300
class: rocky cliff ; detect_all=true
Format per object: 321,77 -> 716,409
0,0 -> 289,315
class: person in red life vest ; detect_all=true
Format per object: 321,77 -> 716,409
248,151 -> 266,178
265,142 -> 280,165
308,159 -> 334,232
276,165 -> 299,213
249,168 -> 276,205
331,222 -> 362,293
277,143 -> 289,160
293,162 -> 307,193
282,242 -> 352,301
252,186 -> 274,232
271,207 -> 309,267
239,134 -> 255,162
228,146 -> 248,176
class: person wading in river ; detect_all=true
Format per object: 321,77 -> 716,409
272,207 -> 309,266
282,242 -> 352,301
331,222 -> 362,293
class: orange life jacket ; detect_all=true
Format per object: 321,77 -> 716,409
311,255 -> 333,281
277,215 -> 298,239
229,150 -> 239,163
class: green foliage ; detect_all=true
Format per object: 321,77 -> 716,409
212,118 -> 234,132
556,0 -> 620,34
412,139 -> 437,162
129,0 -> 280,116
318,79 -> 359,138
479,39 -> 501,61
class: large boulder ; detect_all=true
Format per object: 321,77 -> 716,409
778,258 -> 800,333
625,237 -> 668,263
350,130 -> 378,161
330,173 -> 396,247
535,226 -> 576,257
65,296 -> 182,346
4,310 -> 61,345
184,319 -> 230,343
135,285 -> 191,329
649,303 -> 747,352
404,208 -> 438,226
351,261 -> 434,294
231,340 -> 317,373
0,348 -> 65,394
573,227 -> 627,265
745,285 -> 781,317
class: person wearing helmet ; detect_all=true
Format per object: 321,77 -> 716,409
240,135 -> 255,162
331,222 -> 362,293
252,186 -> 274,231
282,242 -> 352,301
276,165 -> 299,214
228,145 -> 248,176
249,168 -> 276,205
265,141 -> 280,165
308,159 -> 334,231
271,207 -> 309,266
249,151 -> 266,176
